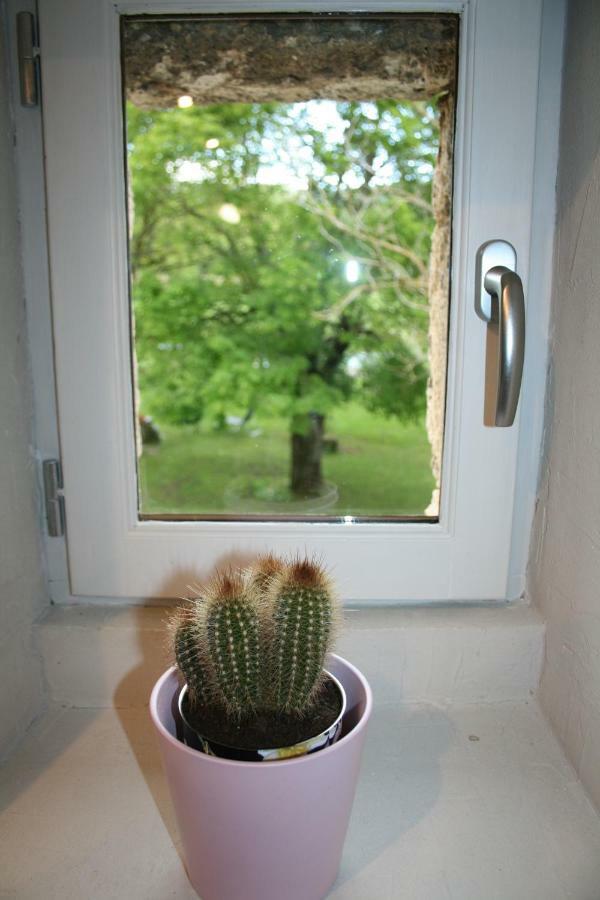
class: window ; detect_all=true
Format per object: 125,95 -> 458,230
37,0 -> 558,601
122,14 -> 457,522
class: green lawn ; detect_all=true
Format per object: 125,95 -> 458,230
138,403 -> 435,517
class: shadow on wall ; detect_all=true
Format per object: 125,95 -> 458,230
114,567 -> 451,886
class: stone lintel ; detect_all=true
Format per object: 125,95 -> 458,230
123,14 -> 458,108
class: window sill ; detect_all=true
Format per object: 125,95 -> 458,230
35,602 -> 544,708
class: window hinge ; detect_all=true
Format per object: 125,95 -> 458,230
16,11 -> 40,108
43,459 -> 65,537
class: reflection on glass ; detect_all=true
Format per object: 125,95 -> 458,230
124,16 -> 456,519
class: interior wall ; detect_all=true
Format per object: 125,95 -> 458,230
0,8 -> 47,759
528,0 -> 600,810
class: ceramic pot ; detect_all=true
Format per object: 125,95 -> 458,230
149,654 -> 372,900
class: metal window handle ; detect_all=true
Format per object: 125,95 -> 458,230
475,240 -> 525,427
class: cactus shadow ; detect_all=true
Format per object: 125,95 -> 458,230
0,703 -> 99,813
112,607 -> 181,859
331,699 -> 453,894
112,556 -> 264,861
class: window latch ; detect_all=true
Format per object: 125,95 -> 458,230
475,240 -> 526,427
43,459 -> 65,537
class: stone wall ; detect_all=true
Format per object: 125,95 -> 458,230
425,92 -> 453,514
123,15 -> 457,107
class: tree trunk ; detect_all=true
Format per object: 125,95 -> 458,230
290,412 -> 325,497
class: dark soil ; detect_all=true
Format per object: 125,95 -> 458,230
182,677 -> 342,750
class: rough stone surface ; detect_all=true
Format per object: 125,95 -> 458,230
123,15 -> 457,107
425,92 -> 454,514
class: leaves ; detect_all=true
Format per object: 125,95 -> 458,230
128,98 -> 439,429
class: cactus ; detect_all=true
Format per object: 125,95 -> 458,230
204,571 -> 262,718
268,559 -> 337,713
245,553 -> 284,593
171,555 -> 339,723
173,612 -> 210,706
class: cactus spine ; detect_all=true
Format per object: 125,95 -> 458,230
269,560 -> 336,712
245,553 -> 284,594
171,555 -> 338,721
173,615 -> 210,706
205,572 -> 262,718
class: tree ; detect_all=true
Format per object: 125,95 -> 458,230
127,98 -> 438,497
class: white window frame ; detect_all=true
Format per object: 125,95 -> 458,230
7,0 -> 565,603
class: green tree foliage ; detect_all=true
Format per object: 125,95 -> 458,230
127,98 -> 439,494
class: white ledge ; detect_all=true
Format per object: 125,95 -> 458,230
36,603 -> 544,709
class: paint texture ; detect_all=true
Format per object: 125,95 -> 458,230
0,18 -> 47,759
528,0 -> 600,811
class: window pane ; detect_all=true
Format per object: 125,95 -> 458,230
122,14 -> 457,520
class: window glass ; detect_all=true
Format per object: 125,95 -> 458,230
122,14 -> 457,520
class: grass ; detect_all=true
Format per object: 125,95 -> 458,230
138,402 -> 435,517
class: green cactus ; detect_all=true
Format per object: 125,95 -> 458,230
204,571 -> 262,718
269,559 -> 337,713
171,555 -> 338,722
173,614 -> 210,706
245,553 -> 284,594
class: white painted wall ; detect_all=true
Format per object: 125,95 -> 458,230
528,0 -> 600,811
0,8 -> 47,759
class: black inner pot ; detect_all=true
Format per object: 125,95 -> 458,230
181,675 -> 343,751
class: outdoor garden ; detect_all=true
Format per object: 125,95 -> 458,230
127,97 -> 440,517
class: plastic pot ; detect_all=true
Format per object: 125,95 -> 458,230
150,654 -> 372,900
177,669 -> 347,761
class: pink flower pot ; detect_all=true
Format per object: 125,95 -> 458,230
150,654 -> 372,900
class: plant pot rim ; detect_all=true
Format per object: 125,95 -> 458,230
150,653 -> 373,769
178,668 -> 346,760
